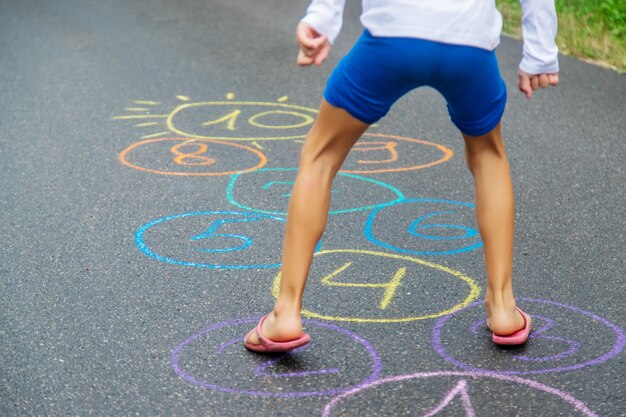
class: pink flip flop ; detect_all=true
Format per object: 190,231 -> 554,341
243,314 -> 311,353
491,307 -> 532,346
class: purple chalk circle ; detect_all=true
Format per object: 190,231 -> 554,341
432,298 -> 625,375
322,371 -> 598,417
171,317 -> 382,397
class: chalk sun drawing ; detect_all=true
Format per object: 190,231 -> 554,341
113,93 -> 320,142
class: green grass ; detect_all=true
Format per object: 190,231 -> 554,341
497,0 -> 626,71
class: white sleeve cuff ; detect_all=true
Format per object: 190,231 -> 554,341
519,56 -> 559,74
519,0 -> 560,74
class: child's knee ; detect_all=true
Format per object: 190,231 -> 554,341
297,160 -> 336,190
463,139 -> 509,174
299,149 -> 342,180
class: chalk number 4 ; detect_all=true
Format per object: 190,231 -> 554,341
322,262 -> 406,310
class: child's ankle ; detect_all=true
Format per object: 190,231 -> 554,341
273,300 -> 302,319
485,290 -> 516,311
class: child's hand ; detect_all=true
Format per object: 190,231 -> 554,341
296,22 -> 331,66
518,70 -> 559,98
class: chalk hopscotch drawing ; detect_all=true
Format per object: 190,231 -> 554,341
115,94 -> 619,415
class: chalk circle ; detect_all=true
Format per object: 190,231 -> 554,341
322,371 -> 599,417
135,211 -> 288,269
167,101 -> 319,141
432,298 -> 625,375
365,198 -> 483,256
118,138 -> 267,176
227,168 -> 405,216
272,250 -> 480,323
340,133 -> 453,174
171,317 -> 382,397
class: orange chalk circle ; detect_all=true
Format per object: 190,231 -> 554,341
119,138 -> 267,176
340,133 -> 453,174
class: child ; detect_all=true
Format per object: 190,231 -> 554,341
245,0 -> 559,351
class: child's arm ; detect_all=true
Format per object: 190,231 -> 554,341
518,0 -> 560,97
297,0 -> 346,66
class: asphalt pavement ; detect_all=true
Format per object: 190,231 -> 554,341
1,0 -> 625,416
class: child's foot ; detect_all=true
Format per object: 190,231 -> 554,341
489,307 -> 531,345
245,311 -> 304,347
485,300 -> 527,337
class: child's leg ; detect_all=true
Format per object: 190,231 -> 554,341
246,99 -> 369,346
462,122 -> 526,335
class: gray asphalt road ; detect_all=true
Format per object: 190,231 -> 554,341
1,0 -> 625,416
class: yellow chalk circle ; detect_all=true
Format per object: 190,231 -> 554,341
272,249 -> 480,323
166,101 -> 319,141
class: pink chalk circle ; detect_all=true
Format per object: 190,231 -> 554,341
322,371 -> 598,417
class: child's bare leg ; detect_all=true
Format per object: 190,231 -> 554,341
462,123 -> 526,335
246,100 -> 369,345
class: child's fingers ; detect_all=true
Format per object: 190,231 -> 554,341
312,43 -> 331,66
518,71 -> 533,98
296,22 -> 328,54
300,37 -> 328,58
294,22 -> 331,66
518,70 -> 559,98
296,49 -> 315,66
548,73 -> 559,86
530,75 -> 540,90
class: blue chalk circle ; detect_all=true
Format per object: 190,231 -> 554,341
227,167 -> 404,216
135,211 -> 302,269
364,198 -> 483,256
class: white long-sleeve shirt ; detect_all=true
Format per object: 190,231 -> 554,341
301,0 -> 559,74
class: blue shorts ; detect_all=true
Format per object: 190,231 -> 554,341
324,30 -> 507,136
